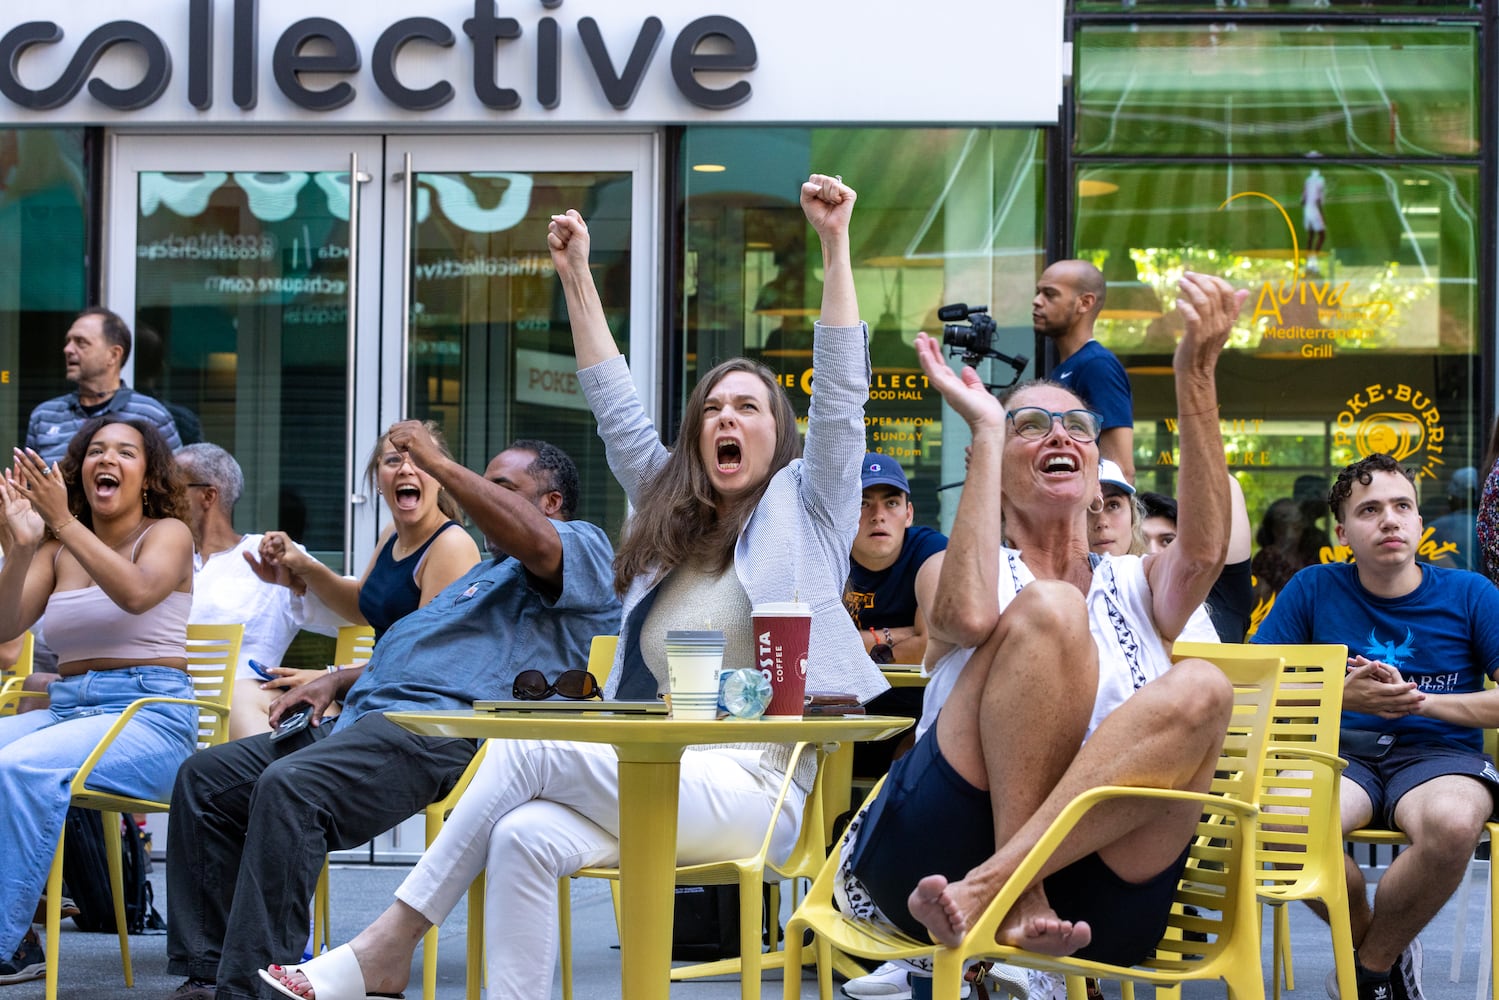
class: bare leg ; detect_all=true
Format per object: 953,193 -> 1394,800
1356,775 -> 1490,970
265,901 -> 429,998
909,584 -> 1232,952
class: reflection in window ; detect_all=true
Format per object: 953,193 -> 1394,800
1072,1 -> 1478,11
1075,163 -> 1480,572
678,127 -> 1046,530
1075,25 -> 1479,158
0,129 -> 87,454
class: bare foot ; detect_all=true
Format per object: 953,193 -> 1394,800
908,874 -> 981,947
997,887 -> 1091,957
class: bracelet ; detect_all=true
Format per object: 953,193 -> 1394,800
882,627 -> 894,646
325,664 -> 345,674
868,627 -> 880,643
51,516 -> 78,535
1178,404 -> 1220,418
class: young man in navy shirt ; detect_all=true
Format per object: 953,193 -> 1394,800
1254,452 -> 1499,1000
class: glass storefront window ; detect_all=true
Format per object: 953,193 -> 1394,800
1075,162 -> 1481,574
0,129 -> 88,456
1076,24 -> 1479,158
1073,1 -> 1478,11
678,127 -> 1046,529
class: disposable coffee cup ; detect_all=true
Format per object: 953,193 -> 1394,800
664,629 -> 726,720
751,602 -> 812,719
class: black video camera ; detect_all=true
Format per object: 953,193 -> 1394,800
938,303 -> 1029,389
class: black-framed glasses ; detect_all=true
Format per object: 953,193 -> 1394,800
512,668 -> 600,701
1005,407 -> 1102,443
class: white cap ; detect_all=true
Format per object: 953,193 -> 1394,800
1099,459 -> 1134,496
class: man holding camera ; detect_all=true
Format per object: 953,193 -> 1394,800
1033,260 -> 1135,483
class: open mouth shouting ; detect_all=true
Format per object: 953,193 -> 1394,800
1041,454 -> 1078,476
393,483 -> 423,512
93,471 -> 121,500
715,438 -> 743,474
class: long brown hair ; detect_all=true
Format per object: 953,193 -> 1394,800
611,358 -> 801,595
59,415 -> 188,529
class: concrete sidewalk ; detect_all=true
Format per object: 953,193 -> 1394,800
7,855 -> 1493,1000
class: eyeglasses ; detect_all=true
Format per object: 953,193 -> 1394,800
1005,407 -> 1102,443
512,668 -> 600,701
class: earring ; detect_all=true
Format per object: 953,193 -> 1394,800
1087,494 -> 1105,515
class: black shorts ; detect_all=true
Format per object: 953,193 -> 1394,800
1341,739 -> 1499,829
846,725 -> 1190,966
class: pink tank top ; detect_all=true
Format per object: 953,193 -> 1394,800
43,523 -> 191,664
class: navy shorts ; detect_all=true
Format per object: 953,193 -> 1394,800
846,726 -> 1190,966
1341,739 -> 1499,829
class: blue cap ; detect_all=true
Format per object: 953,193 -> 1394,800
861,453 -> 910,494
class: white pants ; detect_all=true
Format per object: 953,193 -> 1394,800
394,739 -> 805,1000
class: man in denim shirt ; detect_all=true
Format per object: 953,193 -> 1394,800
163,426 -> 621,1000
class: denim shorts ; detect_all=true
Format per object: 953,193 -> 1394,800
1341,739 -> 1499,829
846,725 -> 1188,966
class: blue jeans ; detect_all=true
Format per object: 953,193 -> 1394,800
0,667 -> 197,955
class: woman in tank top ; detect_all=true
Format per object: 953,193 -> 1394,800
0,414 -> 198,981
248,421 -> 480,709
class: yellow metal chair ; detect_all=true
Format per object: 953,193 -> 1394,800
0,630 -> 35,706
1175,641 -> 1353,1000
332,624 -> 376,668
7,623 -> 241,1000
555,740 -> 830,1000
780,650 -> 1284,1000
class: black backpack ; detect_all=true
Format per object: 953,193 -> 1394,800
59,807 -> 165,934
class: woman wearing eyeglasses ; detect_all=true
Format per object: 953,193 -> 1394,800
832,273 -> 1248,973
260,174 -> 886,1000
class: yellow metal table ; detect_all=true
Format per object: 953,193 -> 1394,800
385,709 -> 912,1000
879,665 -> 929,688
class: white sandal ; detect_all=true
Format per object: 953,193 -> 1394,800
257,943 -> 404,1000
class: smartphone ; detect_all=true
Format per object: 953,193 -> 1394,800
270,705 -> 315,743
248,659 -> 278,682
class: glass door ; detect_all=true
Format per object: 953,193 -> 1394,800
107,134 -> 384,572
382,133 -> 658,539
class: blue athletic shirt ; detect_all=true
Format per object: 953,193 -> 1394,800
843,525 -> 948,631
1052,340 -> 1133,432
1253,561 -> 1499,752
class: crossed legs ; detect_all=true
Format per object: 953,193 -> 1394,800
906,581 -> 1234,952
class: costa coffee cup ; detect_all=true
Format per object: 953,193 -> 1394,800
751,601 -> 812,718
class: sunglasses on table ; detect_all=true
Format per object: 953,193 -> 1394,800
1005,407 -> 1102,443
512,668 -> 601,701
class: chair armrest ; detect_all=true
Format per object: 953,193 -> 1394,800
1264,745 -> 1347,773
72,696 -> 228,794
748,741 -> 815,864
0,687 -> 49,712
964,785 -> 1258,950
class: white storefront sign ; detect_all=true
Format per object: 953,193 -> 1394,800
0,0 -> 1063,125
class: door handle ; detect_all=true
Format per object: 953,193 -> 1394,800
343,151 -> 371,576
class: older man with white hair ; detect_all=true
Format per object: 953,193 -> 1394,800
175,443 -> 345,739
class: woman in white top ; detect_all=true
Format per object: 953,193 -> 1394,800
837,273 -> 1248,968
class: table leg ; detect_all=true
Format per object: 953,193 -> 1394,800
615,751 -> 682,1000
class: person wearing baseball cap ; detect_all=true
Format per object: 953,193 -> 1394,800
1088,457 -> 1143,557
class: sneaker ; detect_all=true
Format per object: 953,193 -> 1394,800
985,962 -> 1030,1000
1353,962 -> 1393,1000
1028,970 -> 1066,1000
0,926 -> 45,985
1326,942 -> 1422,1000
842,963 -> 971,1000
165,978 -> 216,1000
1391,939 -> 1424,1000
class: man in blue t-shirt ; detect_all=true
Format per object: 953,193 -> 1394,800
1034,260 -> 1135,483
162,426 -> 621,1000
1255,453 -> 1499,1000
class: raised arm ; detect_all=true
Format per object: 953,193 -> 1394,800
1144,273 -> 1248,637
10,447 -> 192,614
914,333 -> 1007,649
387,420 -> 562,589
0,474 -> 56,641
801,174 -> 858,327
547,210 -> 621,370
